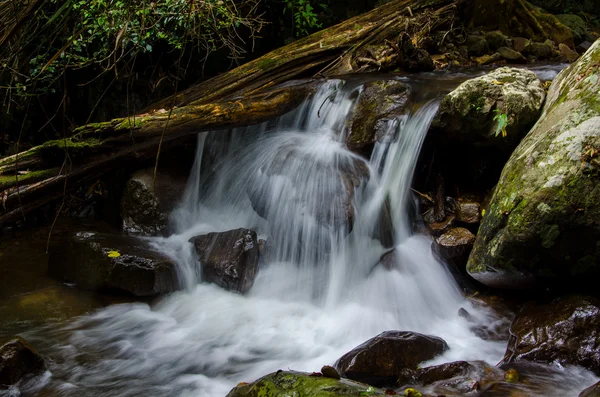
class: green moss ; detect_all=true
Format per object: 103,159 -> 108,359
257,57 -> 281,71
0,168 -> 60,190
540,224 -> 560,248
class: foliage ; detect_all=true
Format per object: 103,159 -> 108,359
493,109 -> 509,137
283,0 -> 324,37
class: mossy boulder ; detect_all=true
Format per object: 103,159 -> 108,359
346,79 -> 410,154
226,371 -> 386,397
48,231 -> 179,296
334,331 -> 448,386
556,14 -> 588,44
500,295 -> 600,375
466,39 -> 600,289
121,168 -> 187,236
431,67 -> 545,148
0,337 -> 46,388
190,228 -> 259,293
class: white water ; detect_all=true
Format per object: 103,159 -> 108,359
30,77 -> 598,397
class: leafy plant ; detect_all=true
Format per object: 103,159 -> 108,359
283,0 -> 323,37
493,109 -> 509,137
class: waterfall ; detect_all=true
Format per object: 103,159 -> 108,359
32,78 -> 511,397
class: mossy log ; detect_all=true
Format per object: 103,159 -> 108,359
0,0 -> 574,225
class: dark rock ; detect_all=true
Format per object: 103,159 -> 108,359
523,41 -> 556,59
120,168 -> 187,236
555,14 -> 588,44
226,371 -> 386,397
426,215 -> 455,237
497,47 -> 527,63
434,227 -> 476,260
396,34 -> 435,72
466,35 -> 490,56
466,39 -> 600,289
378,249 -> 398,271
501,296 -> 600,375
335,330 -> 448,386
48,232 -> 179,296
346,80 -> 411,153
580,381 -> 600,397
527,0 -> 565,13
321,365 -> 341,380
0,337 -> 46,387
190,228 -> 259,293
456,201 -> 481,224
485,31 -> 511,51
559,42 -> 579,61
512,37 -> 530,53
577,41 -> 593,54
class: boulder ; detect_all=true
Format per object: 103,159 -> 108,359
190,228 -> 259,293
456,201 -> 481,224
466,35 -> 490,56
0,337 -> 46,387
434,227 -> 476,265
334,330 -> 448,386
580,382 -> 600,397
555,14 -> 588,44
226,371 -> 386,397
512,37 -> 530,53
559,43 -> 580,62
577,41 -> 594,54
431,67 -> 545,148
120,168 -> 187,236
346,80 -> 411,153
466,39 -> 600,289
497,47 -> 526,63
48,231 -> 178,296
523,41 -> 556,60
501,296 -> 600,375
485,31 -> 511,51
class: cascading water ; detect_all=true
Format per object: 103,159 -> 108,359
25,77 -> 598,397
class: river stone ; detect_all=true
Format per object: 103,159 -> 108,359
346,79 -> 410,154
226,371 -> 386,397
456,201 -> 481,224
485,31 -> 511,51
466,39 -> 600,289
512,37 -> 530,53
466,35 -> 490,56
523,41 -> 556,60
434,227 -> 476,263
580,382 -> 600,397
0,337 -> 46,387
497,47 -> 526,63
426,215 -> 455,237
475,52 -> 502,66
556,14 -> 588,44
431,67 -> 545,149
500,296 -> 600,375
334,330 -> 448,386
120,168 -> 187,236
48,231 -> 178,296
190,228 -> 258,293
559,43 -> 580,62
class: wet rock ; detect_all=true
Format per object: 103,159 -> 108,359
48,232 -> 178,296
190,228 -> 259,293
434,227 -> 476,261
426,215 -> 455,237
466,39 -> 600,289
577,41 -> 594,54
485,31 -> 511,51
556,14 -> 588,44
501,296 -> 600,375
431,67 -> 545,149
559,43 -> 580,62
497,47 -> 526,63
0,337 -> 46,387
346,79 -> 411,154
456,201 -> 481,224
120,168 -> 187,236
512,37 -> 530,53
523,41 -> 556,60
580,381 -> 600,397
466,35 -> 490,56
334,330 -> 448,386
226,371 -> 386,397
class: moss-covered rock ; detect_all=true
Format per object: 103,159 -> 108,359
556,14 -> 588,44
466,39 -> 600,289
225,371 -> 386,397
431,67 -> 545,148
346,79 -> 410,154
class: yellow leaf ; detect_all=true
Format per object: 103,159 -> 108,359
107,250 -> 121,258
481,209 -> 486,217
491,79 -> 505,85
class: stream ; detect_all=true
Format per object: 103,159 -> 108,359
2,66 -> 599,397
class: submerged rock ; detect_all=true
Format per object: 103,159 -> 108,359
334,330 -> 448,386
120,168 -> 187,236
226,371 -> 386,397
0,337 -> 46,387
346,79 -> 410,154
466,39 -> 600,289
48,231 -> 178,296
501,295 -> 600,375
190,228 -> 259,293
431,67 -> 545,149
